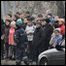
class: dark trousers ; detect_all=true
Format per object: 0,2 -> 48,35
32,47 -> 39,61
1,40 -> 4,59
15,46 -> 25,64
14,46 -> 16,59
5,42 -> 9,58
38,46 -> 48,55
27,41 -> 32,60
9,45 -> 15,59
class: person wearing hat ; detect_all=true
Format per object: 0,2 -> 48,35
49,28 -> 62,48
14,19 -> 28,65
16,18 -> 23,28
47,13 -> 55,25
25,16 -> 36,64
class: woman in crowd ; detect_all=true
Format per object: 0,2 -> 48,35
8,21 -> 16,60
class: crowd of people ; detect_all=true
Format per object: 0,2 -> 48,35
1,11 -> 65,65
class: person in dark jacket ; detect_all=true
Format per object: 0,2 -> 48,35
31,19 -> 53,65
1,19 -> 5,59
30,22 -> 43,64
41,18 -> 54,51
14,19 -> 28,65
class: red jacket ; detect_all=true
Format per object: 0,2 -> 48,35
8,27 -> 15,45
59,24 -> 65,35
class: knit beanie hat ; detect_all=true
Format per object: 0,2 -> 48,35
16,18 -> 23,26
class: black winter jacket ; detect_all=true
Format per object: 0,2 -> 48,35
14,28 -> 28,48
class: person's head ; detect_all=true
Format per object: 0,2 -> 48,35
36,21 -> 41,28
36,14 -> 43,23
54,28 -> 61,36
58,18 -> 65,25
25,11 -> 30,17
27,16 -> 34,26
27,21 -> 32,26
38,14 -> 43,18
5,19 -> 11,26
47,13 -> 52,19
16,19 -> 23,28
24,17 -> 28,24
19,12 -> 25,19
45,18 -> 50,24
10,21 -> 16,28
53,20 -> 59,28
16,12 -> 21,19
12,15 -> 17,21
54,16 -> 59,21
16,12 -> 20,15
41,19 -> 46,26
37,14 -> 43,22
7,13 -> 12,18
5,13 -> 12,21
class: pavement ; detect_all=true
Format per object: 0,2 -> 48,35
1,60 -> 36,65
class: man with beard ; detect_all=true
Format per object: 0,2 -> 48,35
41,18 -> 54,51
30,21 -> 43,65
